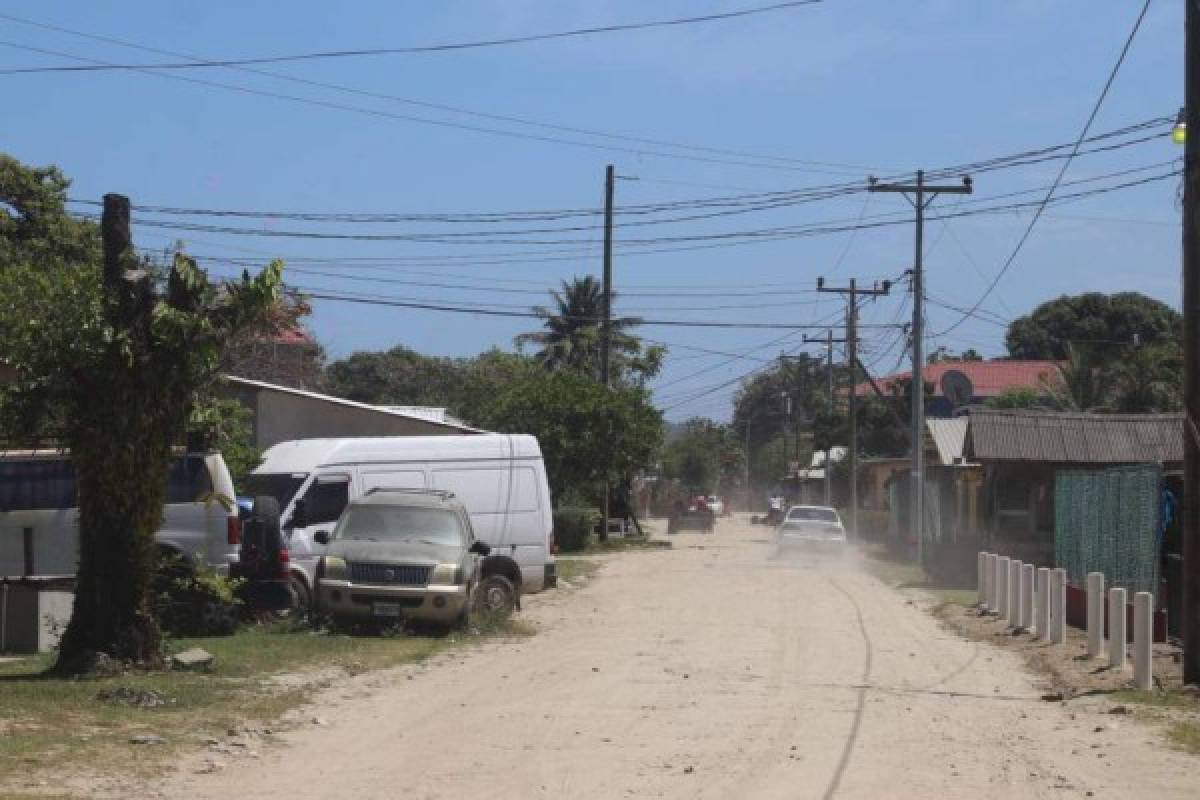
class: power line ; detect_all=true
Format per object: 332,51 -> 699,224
87,165 -> 1178,247
294,287 -> 907,330
936,0 -> 1154,337
0,7 -> 884,175
0,2 -> 824,72
60,119 -> 1172,227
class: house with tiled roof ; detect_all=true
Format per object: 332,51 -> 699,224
854,359 -> 1063,417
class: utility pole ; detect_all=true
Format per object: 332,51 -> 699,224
1182,0 -> 1200,685
817,277 -> 890,539
870,171 -> 972,565
804,329 -> 847,506
600,164 -> 615,539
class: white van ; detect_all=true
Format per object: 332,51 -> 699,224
0,451 -> 241,577
243,435 -> 556,608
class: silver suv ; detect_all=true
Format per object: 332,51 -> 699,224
312,489 -> 517,628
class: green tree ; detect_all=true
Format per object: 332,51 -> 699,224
480,370 -> 662,503
1005,292 -> 1180,360
0,179 -> 281,672
986,386 -> 1048,410
515,276 -> 663,385
661,418 -> 744,492
324,346 -> 538,426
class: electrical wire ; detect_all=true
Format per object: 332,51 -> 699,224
0,2 -> 825,73
935,0 -> 1154,337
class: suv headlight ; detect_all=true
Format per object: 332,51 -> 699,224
320,556 -> 348,581
429,563 -> 463,585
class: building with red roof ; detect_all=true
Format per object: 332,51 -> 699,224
854,359 -> 1062,417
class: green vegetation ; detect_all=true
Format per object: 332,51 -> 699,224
0,157 -> 283,671
553,508 -> 598,553
1167,721 -> 1200,755
0,621 -> 530,787
556,558 -> 601,584
661,417 -> 745,491
860,543 -> 976,607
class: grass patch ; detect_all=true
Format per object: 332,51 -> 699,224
0,619 -> 530,790
1167,721 -> 1200,754
557,558 -> 601,584
585,536 -> 671,555
1111,689 -> 1200,710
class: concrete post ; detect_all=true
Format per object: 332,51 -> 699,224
983,554 -> 996,612
1133,591 -> 1153,690
1050,568 -> 1067,644
1108,587 -> 1128,670
1086,572 -> 1105,659
996,556 -> 1010,621
1008,560 -> 1022,627
977,552 -> 987,607
1020,563 -> 1034,630
988,553 -> 999,613
1036,567 -> 1050,640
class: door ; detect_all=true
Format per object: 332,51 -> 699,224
284,473 -> 351,588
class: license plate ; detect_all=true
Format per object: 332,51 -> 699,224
372,602 -> 402,618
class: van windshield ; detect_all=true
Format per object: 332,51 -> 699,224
334,506 -> 464,547
241,473 -> 307,509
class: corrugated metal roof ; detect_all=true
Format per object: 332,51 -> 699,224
926,418 -> 969,466
965,409 -> 1182,464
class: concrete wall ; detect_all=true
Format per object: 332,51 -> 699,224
221,383 -> 469,450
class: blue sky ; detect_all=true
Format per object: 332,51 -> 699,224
1,1 -> 1185,421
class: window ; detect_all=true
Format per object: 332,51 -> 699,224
785,507 -> 839,523
0,459 -> 76,511
361,470 -> 426,492
165,455 -> 213,504
334,506 -> 464,546
299,479 -> 349,526
241,472 -> 307,509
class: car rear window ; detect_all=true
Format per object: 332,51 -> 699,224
335,506 -> 464,546
786,507 -> 840,523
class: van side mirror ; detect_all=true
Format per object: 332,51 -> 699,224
313,531 -> 331,546
469,540 -> 491,556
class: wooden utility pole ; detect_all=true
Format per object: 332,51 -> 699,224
869,172 -> 972,565
817,277 -> 890,538
804,329 -> 847,507
1182,0 -> 1200,685
599,164 -> 616,539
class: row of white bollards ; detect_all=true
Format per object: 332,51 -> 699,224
978,554 -> 1156,690
1084,571 -> 1155,690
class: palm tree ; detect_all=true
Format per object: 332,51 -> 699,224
516,276 -> 644,380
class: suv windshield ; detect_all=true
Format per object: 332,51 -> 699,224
786,507 -> 839,523
242,473 -> 307,509
334,506 -> 465,546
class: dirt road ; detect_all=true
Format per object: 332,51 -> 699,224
161,516 -> 1197,799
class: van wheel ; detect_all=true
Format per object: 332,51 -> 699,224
473,575 -> 516,618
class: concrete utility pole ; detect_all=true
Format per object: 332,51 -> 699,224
817,277 -> 890,538
804,329 -> 847,507
600,164 -> 615,539
869,171 -> 972,566
1182,0 -> 1200,685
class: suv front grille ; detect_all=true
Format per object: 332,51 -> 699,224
348,563 -> 431,586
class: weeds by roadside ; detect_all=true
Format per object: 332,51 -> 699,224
0,618 -> 531,792
857,542 -> 976,608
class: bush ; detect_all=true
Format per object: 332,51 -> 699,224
553,508 -> 598,553
154,553 -> 244,637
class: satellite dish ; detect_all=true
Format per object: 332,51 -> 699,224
940,369 -> 974,408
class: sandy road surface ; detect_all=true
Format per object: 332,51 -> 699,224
161,517 -> 1197,799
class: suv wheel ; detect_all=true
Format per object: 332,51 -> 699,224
473,574 -> 516,618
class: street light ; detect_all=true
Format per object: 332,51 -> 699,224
1175,106 -> 1188,145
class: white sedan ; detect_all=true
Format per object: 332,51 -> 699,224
706,495 -> 725,516
776,505 -> 846,554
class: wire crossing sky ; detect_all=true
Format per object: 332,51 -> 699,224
0,1 -> 1186,420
